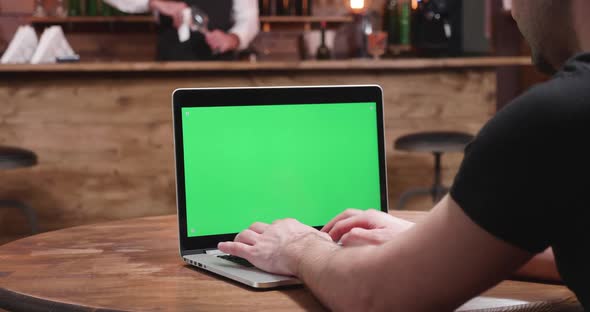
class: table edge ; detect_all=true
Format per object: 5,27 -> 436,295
0,287 -> 127,312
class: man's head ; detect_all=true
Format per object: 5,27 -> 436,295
511,0 -> 589,74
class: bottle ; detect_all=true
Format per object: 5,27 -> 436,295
86,0 -> 98,16
296,0 -> 310,16
316,21 -> 331,60
383,0 -> 399,46
69,0 -> 81,16
288,0 -> 297,15
55,0 -> 68,17
269,0 -> 278,15
278,0 -> 296,16
260,0 -> 270,16
398,0 -> 411,46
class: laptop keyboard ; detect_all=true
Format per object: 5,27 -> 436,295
217,255 -> 254,267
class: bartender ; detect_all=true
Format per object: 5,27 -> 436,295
103,0 -> 259,60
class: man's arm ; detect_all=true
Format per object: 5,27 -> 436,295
220,195 -> 534,311
103,0 -> 188,28
102,0 -> 150,14
320,208 -> 562,283
204,0 -> 259,53
228,0 -> 260,50
515,248 -> 561,282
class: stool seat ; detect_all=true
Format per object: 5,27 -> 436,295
0,146 -> 38,234
0,147 -> 38,170
394,131 -> 474,154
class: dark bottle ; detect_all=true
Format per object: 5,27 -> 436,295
86,0 -> 98,16
277,0 -> 286,15
269,0 -> 278,15
69,0 -> 81,16
398,0 -> 411,46
281,0 -> 296,16
295,0 -> 302,16
295,0 -> 311,16
383,0 -> 399,45
316,22 -> 331,60
260,0 -> 270,16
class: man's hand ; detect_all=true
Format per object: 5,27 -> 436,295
205,30 -> 240,54
218,219 -> 334,276
149,0 -> 188,29
321,209 -> 414,246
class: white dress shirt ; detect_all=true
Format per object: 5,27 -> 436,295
103,0 -> 259,50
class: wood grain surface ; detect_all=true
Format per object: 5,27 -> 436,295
0,68 -> 497,235
0,212 -> 582,312
0,68 -> 497,236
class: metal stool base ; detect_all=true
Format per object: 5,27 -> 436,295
0,200 -> 38,234
396,152 -> 449,210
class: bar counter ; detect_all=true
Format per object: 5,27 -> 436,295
0,57 -> 531,234
0,57 -> 530,72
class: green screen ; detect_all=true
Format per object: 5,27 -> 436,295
182,102 -> 381,237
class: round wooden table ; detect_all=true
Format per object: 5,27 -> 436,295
0,212 -> 582,312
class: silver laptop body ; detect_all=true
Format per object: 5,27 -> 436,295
172,86 -> 388,289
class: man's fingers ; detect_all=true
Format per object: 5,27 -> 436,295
234,229 -> 259,245
249,222 -> 269,234
340,228 -> 384,247
218,241 -> 254,259
321,209 -> 363,233
328,215 -> 373,242
173,15 -> 183,29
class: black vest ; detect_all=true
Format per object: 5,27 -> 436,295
157,0 -> 234,61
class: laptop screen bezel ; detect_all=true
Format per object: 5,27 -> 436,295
172,86 -> 388,254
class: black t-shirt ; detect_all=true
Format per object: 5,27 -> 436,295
451,53 -> 590,309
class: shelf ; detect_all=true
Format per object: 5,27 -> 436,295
0,57 -> 533,73
259,16 -> 353,23
28,16 -> 155,24
28,15 -> 352,25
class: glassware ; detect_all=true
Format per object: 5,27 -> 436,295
33,0 -> 47,17
365,11 -> 386,59
54,0 -> 68,17
190,5 -> 210,34
367,31 -> 387,59
189,6 -> 221,54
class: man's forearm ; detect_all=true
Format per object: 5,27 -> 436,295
514,248 -> 561,282
296,237 -> 379,311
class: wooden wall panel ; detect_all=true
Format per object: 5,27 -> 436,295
0,70 -> 495,237
0,0 -> 34,14
0,0 -> 33,51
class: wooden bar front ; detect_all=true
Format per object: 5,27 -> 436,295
0,58 -> 530,235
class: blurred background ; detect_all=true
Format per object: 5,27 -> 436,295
0,0 -> 549,244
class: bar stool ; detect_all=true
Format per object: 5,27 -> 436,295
0,147 -> 38,234
394,131 -> 474,210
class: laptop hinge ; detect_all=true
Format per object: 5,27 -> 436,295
182,249 -> 206,256
182,248 -> 221,256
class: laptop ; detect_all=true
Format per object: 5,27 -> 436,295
172,85 -> 388,288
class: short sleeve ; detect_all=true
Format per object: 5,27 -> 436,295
450,88 -> 557,254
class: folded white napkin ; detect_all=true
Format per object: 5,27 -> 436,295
31,26 -> 76,64
1,25 -> 39,64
